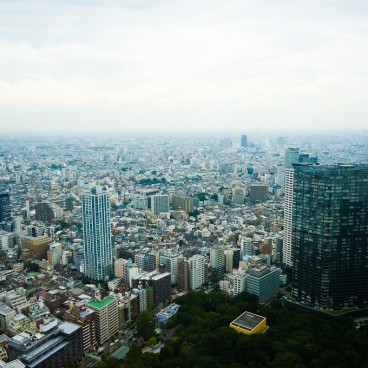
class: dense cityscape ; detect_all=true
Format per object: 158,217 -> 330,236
0,131 -> 367,367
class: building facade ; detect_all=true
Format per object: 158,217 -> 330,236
283,148 -> 318,266
81,186 -> 113,281
87,296 -> 118,345
247,266 -> 280,304
210,246 -> 225,280
292,164 -> 368,309
151,195 -> 170,215
7,322 -> 83,368
188,255 -> 205,290
177,256 -> 189,292
0,193 -> 11,229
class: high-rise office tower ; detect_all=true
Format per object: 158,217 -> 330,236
151,195 -> 170,215
81,186 -> 113,281
283,148 -> 317,266
292,164 -> 368,309
241,134 -> 248,147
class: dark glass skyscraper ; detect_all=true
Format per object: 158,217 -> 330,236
292,164 -> 368,309
0,192 -> 11,229
241,134 -> 247,147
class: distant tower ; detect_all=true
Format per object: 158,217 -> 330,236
0,192 -> 11,223
81,186 -> 113,281
25,199 -> 30,220
241,135 -> 248,148
292,164 -> 368,309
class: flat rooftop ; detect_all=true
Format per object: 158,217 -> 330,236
230,311 -> 266,331
59,322 -> 80,335
88,296 -> 115,310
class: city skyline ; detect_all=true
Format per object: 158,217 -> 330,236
1,0 -> 368,132
0,129 -> 367,366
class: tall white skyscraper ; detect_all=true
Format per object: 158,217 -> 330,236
81,186 -> 113,281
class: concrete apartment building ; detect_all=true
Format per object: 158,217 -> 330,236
87,295 -> 118,345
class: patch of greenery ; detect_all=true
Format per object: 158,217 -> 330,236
124,290 -> 368,368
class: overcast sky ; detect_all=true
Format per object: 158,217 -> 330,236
1,0 -> 367,133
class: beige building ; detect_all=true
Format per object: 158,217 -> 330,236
87,295 -> 118,345
0,302 -> 16,334
21,235 -> 50,260
114,258 -> 128,280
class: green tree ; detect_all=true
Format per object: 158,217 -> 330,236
197,192 -> 209,201
28,262 -> 40,272
57,220 -> 69,229
136,310 -> 156,340
124,343 -> 144,368
147,336 -> 157,346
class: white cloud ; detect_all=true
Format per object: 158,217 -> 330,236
0,0 -> 367,131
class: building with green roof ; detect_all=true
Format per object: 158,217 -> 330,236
88,296 -> 118,345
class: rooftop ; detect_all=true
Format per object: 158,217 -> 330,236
88,296 -> 115,310
0,359 -> 26,368
0,302 -> 14,315
230,311 -> 266,332
59,322 -> 80,335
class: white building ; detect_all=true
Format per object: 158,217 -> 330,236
160,253 -> 179,285
47,243 -> 62,266
188,255 -> 205,290
233,274 -> 247,297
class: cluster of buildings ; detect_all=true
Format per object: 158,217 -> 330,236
0,131 -> 367,364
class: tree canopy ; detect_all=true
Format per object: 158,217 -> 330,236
124,290 -> 368,368
136,310 -> 156,341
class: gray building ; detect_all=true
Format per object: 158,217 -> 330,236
151,195 -> 170,215
247,266 -> 280,304
7,321 -> 83,368
249,185 -> 269,203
